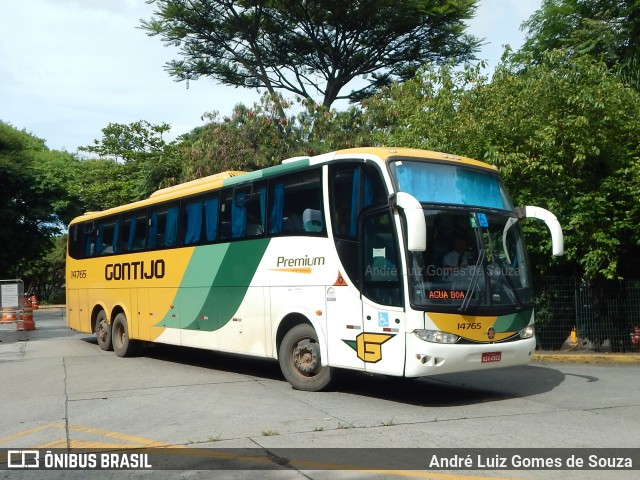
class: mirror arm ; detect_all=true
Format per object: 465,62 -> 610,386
519,206 -> 564,257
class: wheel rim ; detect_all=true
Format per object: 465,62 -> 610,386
292,339 -> 320,376
113,322 -> 125,348
96,318 -> 108,342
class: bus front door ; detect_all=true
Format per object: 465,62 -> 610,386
360,209 -> 406,376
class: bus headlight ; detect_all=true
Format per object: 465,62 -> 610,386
519,325 -> 535,339
413,329 -> 459,344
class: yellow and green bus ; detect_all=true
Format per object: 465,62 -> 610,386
66,147 -> 563,391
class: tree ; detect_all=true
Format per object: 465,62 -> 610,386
0,122 -> 68,277
80,121 -> 180,199
71,159 -> 140,212
174,92 -> 376,179
176,95 -> 301,179
31,149 -> 85,225
364,53 -> 640,282
141,0 -> 480,110
364,52 -> 640,349
518,0 -> 640,88
18,234 -> 67,304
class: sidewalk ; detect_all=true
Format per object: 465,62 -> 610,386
533,331 -> 640,363
533,351 -> 640,364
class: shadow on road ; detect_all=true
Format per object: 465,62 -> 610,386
333,364 -> 566,406
29,308 -> 567,406
129,342 -> 566,407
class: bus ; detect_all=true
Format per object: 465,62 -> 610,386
66,147 -> 563,391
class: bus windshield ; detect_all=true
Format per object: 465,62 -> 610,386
390,160 -> 513,210
408,209 -> 533,312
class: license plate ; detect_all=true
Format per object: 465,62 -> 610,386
481,351 -> 502,363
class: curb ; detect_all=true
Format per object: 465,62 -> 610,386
533,352 -> 640,364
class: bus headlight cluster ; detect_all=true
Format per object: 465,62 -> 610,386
413,329 -> 459,344
519,325 -> 535,339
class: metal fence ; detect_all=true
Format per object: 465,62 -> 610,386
533,276 -> 640,352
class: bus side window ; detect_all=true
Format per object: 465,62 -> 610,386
204,195 -> 219,242
68,224 -> 84,259
149,204 -> 179,249
241,182 -> 266,237
329,163 -> 387,239
221,184 -> 266,240
183,198 -> 203,245
182,194 -> 219,245
268,169 -> 324,236
83,221 -> 96,257
122,211 -> 147,252
97,219 -> 120,255
219,190 -> 232,240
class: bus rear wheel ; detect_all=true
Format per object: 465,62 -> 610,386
112,313 -> 138,357
95,310 -> 112,351
279,324 -> 333,391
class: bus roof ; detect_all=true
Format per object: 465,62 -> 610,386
332,147 -> 497,171
69,147 -> 497,225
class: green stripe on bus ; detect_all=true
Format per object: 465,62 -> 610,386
222,159 -> 310,187
156,239 -> 270,331
493,309 -> 532,333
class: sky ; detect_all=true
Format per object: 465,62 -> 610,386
0,0 -> 542,153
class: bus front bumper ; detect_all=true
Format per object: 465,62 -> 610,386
404,333 -> 536,377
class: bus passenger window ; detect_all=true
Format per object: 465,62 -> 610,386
97,219 -> 120,255
149,205 -> 178,249
268,169 -> 324,236
243,183 -> 266,237
122,212 -> 147,252
204,196 -> 219,242
220,191 -> 232,240
68,224 -> 84,259
329,163 -> 387,239
183,200 -> 203,245
183,195 -> 219,245
223,183 -> 266,240
83,221 -> 96,257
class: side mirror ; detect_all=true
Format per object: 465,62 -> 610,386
392,192 -> 426,252
521,206 -> 564,256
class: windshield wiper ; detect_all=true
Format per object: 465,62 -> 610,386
459,248 -> 485,312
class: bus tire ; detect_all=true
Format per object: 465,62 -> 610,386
112,313 -> 138,357
278,323 -> 334,392
95,310 -> 112,351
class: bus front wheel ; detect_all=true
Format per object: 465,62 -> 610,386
112,313 -> 138,357
95,310 -> 112,351
278,324 -> 334,391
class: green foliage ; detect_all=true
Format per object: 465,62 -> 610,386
80,120 -> 172,164
298,101 -> 377,153
30,149 -> 84,225
518,0 -> 640,89
364,52 -> 640,281
141,0 -> 480,109
364,62 -> 488,153
71,159 -> 139,211
177,95 -> 303,179
533,289 -> 572,350
18,235 -> 67,303
79,120 -> 181,200
0,122 -> 72,277
175,93 -> 375,178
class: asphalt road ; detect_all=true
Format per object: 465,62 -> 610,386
0,309 -> 638,480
